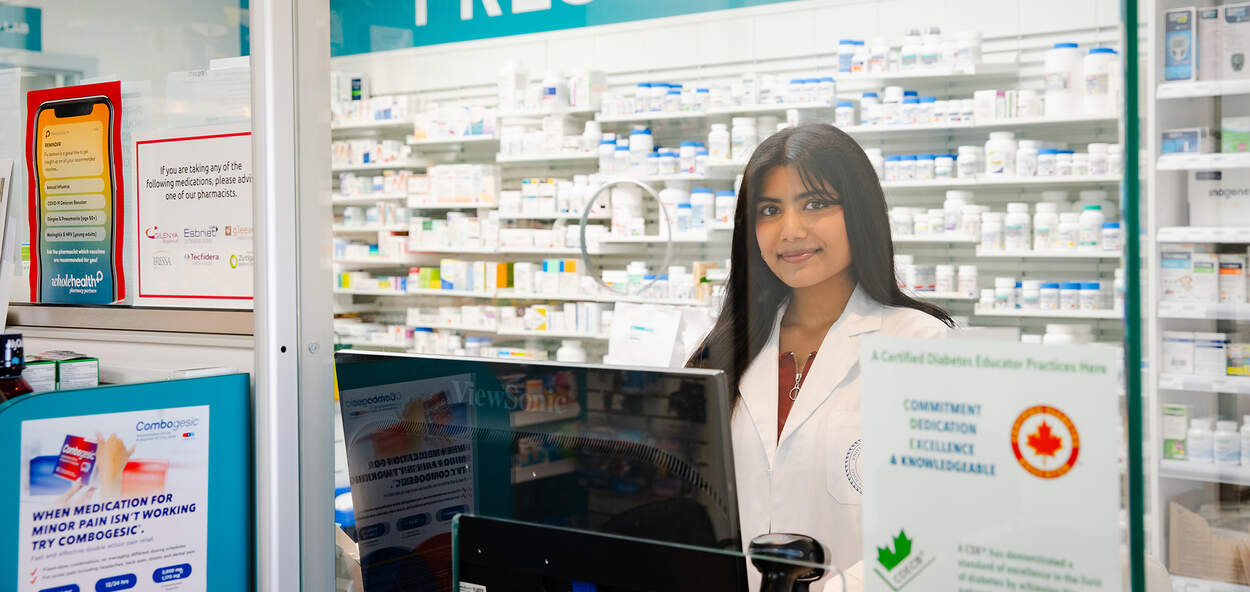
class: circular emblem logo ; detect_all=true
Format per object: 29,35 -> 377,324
1011,405 -> 1079,479
844,439 -> 864,493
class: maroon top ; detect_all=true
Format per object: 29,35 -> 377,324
778,350 -> 817,440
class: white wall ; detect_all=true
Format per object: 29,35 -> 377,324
332,0 -> 1122,95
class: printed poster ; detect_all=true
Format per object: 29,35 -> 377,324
339,375 -> 477,592
25,81 -> 126,304
18,405 -> 209,591
861,338 -> 1122,591
133,127 -> 252,308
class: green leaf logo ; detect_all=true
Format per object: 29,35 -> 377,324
877,529 -> 913,571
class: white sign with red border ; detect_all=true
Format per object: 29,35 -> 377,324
133,126 -> 252,308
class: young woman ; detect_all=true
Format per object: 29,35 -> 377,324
688,123 -> 955,589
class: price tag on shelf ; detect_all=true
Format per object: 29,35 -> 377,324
1212,378 -> 1238,393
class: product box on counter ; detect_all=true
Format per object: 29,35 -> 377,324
1162,403 -> 1191,459
21,356 -> 56,394
1169,501 -> 1250,585
36,351 -> 100,391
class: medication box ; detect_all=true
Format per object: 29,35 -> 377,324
1224,3 -> 1250,79
1163,331 -> 1196,374
37,351 -> 100,391
21,356 -> 56,394
1188,170 -> 1250,226
1229,339 -> 1250,375
1223,116 -> 1250,153
1166,8 -> 1198,81
1162,127 -> 1215,154
1163,403 -> 1192,459
1195,332 -> 1230,376
1220,253 -> 1248,303
1200,7 -> 1224,80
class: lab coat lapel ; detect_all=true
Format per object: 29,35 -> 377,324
777,285 -> 883,445
737,303 -> 784,468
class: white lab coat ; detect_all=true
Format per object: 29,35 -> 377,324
732,285 -> 950,591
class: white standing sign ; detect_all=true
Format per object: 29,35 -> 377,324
861,337 -> 1122,591
133,127 -> 252,308
18,406 -> 210,591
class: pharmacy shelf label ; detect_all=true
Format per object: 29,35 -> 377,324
862,338 -> 1122,591
333,0 -> 801,56
134,126 -> 253,309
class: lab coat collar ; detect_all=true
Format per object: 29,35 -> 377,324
779,284 -> 882,444
736,284 -> 883,466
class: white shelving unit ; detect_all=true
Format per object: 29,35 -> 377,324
495,153 -> 600,165
1157,153 -> 1250,171
1156,79 -> 1250,99
511,458 -> 577,484
511,404 -> 582,428
892,235 -> 979,245
331,192 -> 408,205
332,224 -> 408,233
406,135 -> 498,147
1158,460 -> 1250,487
331,119 -> 414,132
1158,373 -> 1250,395
914,292 -> 979,301
972,306 -> 1120,320
841,114 -> 1118,138
1158,302 -> 1250,321
880,174 -> 1121,191
1157,227 -> 1250,243
331,159 -> 427,173
974,248 -> 1122,259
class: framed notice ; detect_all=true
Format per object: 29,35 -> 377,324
133,126 -> 252,309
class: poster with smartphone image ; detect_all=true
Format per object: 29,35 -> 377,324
17,405 -> 209,591
25,82 -> 125,304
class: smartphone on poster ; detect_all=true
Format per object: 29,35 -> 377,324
30,95 -> 122,303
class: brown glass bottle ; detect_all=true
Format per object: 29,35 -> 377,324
0,334 -> 33,401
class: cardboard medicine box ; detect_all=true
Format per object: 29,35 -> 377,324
38,351 -> 100,391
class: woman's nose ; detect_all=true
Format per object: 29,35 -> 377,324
780,208 -> 806,239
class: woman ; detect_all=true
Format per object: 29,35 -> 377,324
688,124 -> 954,589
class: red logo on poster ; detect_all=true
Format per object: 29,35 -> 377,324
1010,405 -> 1080,479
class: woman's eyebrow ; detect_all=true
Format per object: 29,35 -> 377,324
756,196 -> 783,203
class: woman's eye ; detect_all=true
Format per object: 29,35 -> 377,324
806,200 -> 838,210
759,205 -> 780,216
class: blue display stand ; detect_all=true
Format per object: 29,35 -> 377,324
0,374 -> 252,591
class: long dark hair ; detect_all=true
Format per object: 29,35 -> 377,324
687,123 -> 953,394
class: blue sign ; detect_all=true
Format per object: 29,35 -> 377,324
331,0 -> 799,56
0,4 -> 40,51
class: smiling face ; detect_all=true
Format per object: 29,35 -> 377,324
754,165 -> 854,290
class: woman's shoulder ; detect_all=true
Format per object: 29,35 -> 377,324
877,305 -> 952,339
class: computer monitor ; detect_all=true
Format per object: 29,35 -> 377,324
335,351 -> 740,592
453,514 -> 749,592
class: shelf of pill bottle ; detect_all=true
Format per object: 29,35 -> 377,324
595,233 -> 727,246
1157,227 -> 1250,244
512,457 -> 578,484
496,328 -> 610,341
1159,460 -> 1250,487
407,200 -> 498,210
511,403 -> 583,428
336,339 -> 411,350
974,248 -> 1122,260
1158,153 -> 1250,171
332,224 -> 409,233
406,135 -> 499,147
1158,373 -> 1250,396
841,114 -> 1118,138
498,107 -> 598,121
408,323 -> 501,335
495,153 -> 600,165
331,118 -> 414,133
331,159 -> 429,173
912,291 -> 979,301
1170,576 -> 1250,592
892,235 -> 979,245
405,245 -> 502,255
833,63 -> 1020,87
333,288 -> 415,297
971,306 -> 1120,320
1157,79 -> 1250,100
878,174 -> 1122,191
1158,302 -> 1250,321
332,192 -> 409,205
333,257 -> 419,269
497,212 -> 610,221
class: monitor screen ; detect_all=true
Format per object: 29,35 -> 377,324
335,351 -> 740,592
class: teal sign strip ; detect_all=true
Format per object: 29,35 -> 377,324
332,0 -> 799,56
0,3 -> 40,52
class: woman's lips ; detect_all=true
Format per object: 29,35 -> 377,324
779,248 -> 820,264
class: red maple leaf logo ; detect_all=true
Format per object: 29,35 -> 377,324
1026,421 -> 1064,457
